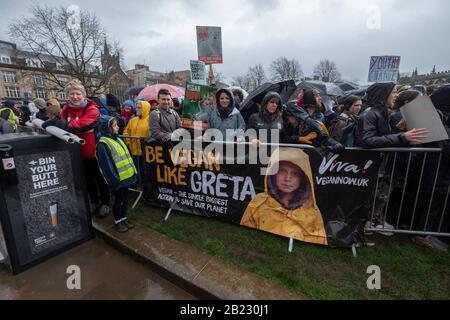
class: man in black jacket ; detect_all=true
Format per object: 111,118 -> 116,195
356,83 -> 428,239
355,82 -> 428,148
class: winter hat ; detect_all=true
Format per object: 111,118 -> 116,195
2,100 -> 15,109
302,90 -> 318,107
123,100 -> 135,108
431,84 -> 450,110
33,98 -> 47,110
46,98 -> 60,109
106,93 -> 121,108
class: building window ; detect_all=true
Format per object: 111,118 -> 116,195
24,91 -> 33,99
1,56 -> 11,64
57,76 -> 68,85
26,58 -> 42,68
32,75 -> 44,86
35,89 -> 48,99
57,92 -> 68,101
3,71 -> 17,83
5,86 -> 20,98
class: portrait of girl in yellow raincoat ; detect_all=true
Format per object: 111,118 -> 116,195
240,147 -> 327,245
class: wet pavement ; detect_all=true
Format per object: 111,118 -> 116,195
0,237 -> 196,300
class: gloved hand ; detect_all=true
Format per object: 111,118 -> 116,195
305,118 -> 324,135
298,132 -> 318,145
326,142 -> 344,152
317,121 -> 330,136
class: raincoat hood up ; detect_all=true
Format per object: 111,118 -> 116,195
240,147 -> 328,245
123,100 -> 151,156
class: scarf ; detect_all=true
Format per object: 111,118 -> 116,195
68,99 -> 88,109
218,106 -> 234,120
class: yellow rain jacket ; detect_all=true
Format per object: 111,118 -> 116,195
240,147 -> 328,245
123,101 -> 151,156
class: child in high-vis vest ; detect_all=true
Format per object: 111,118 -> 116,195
96,115 -> 137,232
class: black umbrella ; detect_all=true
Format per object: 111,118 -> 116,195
291,80 -> 344,100
336,88 -> 368,105
239,80 -> 296,122
336,82 -> 359,92
123,85 -> 145,96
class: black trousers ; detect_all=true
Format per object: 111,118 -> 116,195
83,158 -> 110,206
113,187 -> 129,222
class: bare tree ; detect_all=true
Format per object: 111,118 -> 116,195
231,64 -> 267,92
207,65 -> 224,85
270,57 -> 303,82
9,4 -> 122,96
314,59 -> 341,82
247,64 -> 267,90
231,75 -> 251,91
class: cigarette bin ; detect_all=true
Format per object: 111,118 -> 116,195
0,132 -> 93,274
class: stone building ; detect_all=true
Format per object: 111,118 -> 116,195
0,39 -> 131,103
398,66 -> 450,86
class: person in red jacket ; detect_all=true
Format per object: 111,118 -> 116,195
60,79 -> 110,217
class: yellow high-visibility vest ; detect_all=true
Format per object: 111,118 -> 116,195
97,136 -> 137,181
0,108 -> 17,131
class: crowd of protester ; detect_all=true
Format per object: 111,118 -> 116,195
1,79 -> 449,250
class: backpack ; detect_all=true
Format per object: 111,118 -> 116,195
340,120 -> 357,147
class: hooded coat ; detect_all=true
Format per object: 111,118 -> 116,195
355,82 -> 408,148
0,117 -> 14,134
247,91 -> 284,134
123,101 -> 151,156
0,100 -> 17,128
240,147 -> 328,245
205,88 -> 246,140
302,90 -> 325,122
121,100 -> 135,123
95,115 -> 137,190
61,98 -> 100,158
431,84 -> 450,127
281,102 -> 341,149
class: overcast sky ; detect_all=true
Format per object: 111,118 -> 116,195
2,0 -> 450,84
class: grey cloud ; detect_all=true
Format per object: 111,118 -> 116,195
1,0 -> 449,83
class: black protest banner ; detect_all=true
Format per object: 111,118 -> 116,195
143,140 -> 381,247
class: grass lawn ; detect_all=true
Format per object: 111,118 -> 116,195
128,203 -> 450,300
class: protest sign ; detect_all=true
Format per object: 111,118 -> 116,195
190,60 -> 207,85
143,140 -> 381,247
368,56 -> 401,82
196,26 -> 223,64
400,96 -> 449,144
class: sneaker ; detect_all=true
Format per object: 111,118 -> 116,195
98,205 -> 110,218
412,236 -> 447,252
115,221 -> 128,233
363,236 -> 376,247
374,222 -> 394,236
429,236 -> 449,252
364,221 -> 374,235
124,219 -> 135,229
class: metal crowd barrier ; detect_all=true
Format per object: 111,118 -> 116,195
347,147 -> 449,238
123,135 -> 449,239
11,128 -> 450,239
